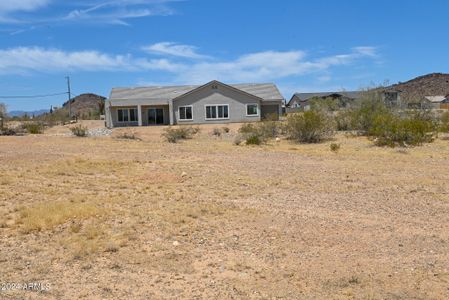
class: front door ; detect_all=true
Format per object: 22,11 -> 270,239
148,108 -> 164,125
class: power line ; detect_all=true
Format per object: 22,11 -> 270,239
0,92 -> 68,99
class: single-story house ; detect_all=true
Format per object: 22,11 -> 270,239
423,95 -> 449,109
105,80 -> 284,128
287,91 -> 361,111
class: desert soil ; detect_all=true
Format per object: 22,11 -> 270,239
1,121 -> 448,299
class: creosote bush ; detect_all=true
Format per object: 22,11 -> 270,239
285,111 -> 335,143
162,126 -> 199,143
369,111 -> 436,147
23,122 -> 44,134
439,111 -> 449,133
236,123 -> 267,145
71,125 -> 88,137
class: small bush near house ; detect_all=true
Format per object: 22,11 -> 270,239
23,122 -> 44,134
258,119 -> 279,139
237,123 -> 267,145
162,126 -> 199,143
330,143 -> 341,153
71,125 -> 88,137
212,128 -> 222,136
369,111 -> 436,147
245,134 -> 263,145
222,127 -> 230,133
285,111 -> 335,143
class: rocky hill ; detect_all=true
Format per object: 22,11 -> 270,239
62,93 -> 106,118
388,73 -> 449,103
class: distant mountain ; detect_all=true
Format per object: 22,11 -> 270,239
387,73 -> 449,103
62,93 -> 106,118
8,109 -> 48,117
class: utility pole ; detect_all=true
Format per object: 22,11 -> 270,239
66,76 -> 72,119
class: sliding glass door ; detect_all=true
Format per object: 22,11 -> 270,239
148,108 -> 164,125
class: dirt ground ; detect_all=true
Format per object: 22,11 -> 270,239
1,121 -> 448,299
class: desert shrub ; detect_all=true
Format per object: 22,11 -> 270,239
330,143 -> 341,153
258,119 -> 279,139
285,111 -> 335,143
237,123 -> 267,145
369,111 -> 436,147
335,110 -> 354,131
71,125 -> 88,137
245,135 -> 262,145
0,128 -> 19,136
212,128 -> 222,136
238,123 -> 257,135
439,111 -> 449,132
349,91 -> 391,134
162,126 -> 198,143
222,127 -> 230,133
23,122 -> 44,134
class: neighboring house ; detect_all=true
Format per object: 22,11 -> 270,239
287,89 -> 402,111
105,80 -> 283,128
423,95 -> 448,109
287,91 -> 361,111
441,95 -> 449,109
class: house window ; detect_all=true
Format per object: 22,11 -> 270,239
205,105 -> 229,120
246,104 -> 259,116
118,108 -> 138,122
179,106 -> 193,120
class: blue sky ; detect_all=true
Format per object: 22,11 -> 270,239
0,0 -> 448,111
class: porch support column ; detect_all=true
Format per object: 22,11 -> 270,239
137,104 -> 142,126
168,100 -> 174,125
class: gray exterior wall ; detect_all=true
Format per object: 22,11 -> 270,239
172,84 -> 263,124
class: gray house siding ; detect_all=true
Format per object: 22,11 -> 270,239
172,84 -> 262,124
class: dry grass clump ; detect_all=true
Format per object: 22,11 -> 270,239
115,131 -> 141,140
17,200 -> 101,233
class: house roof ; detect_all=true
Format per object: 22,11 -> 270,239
288,91 -> 361,105
424,95 -> 446,103
109,82 -> 283,103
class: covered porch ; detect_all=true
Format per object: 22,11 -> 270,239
106,101 -> 174,128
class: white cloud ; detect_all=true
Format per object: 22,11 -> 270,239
0,0 -> 50,13
0,47 -> 184,74
174,47 -> 378,83
0,45 -> 379,85
0,0 -> 176,25
142,42 -> 210,59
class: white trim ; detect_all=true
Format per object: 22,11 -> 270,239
204,104 -> 230,120
178,105 -> 193,122
117,108 -> 138,123
245,103 -> 259,117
